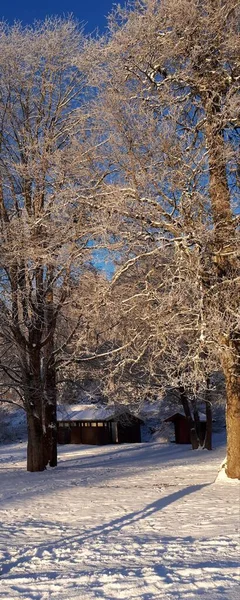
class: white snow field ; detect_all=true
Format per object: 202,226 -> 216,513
0,436 -> 239,600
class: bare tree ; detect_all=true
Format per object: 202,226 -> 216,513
0,19 -> 105,471
83,247 -> 216,448
90,0 -> 239,476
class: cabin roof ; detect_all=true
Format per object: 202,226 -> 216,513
57,403 -> 143,423
164,411 -> 206,423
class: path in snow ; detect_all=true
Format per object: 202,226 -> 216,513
0,436 -> 239,600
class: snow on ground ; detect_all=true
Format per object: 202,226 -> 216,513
0,435 -> 239,600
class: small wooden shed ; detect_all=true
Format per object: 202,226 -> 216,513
164,412 -> 206,444
57,404 -> 143,446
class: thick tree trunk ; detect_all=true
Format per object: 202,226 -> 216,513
43,284 -> 57,467
222,344 -> 240,479
225,388 -> 240,479
25,336 -> 46,472
27,412 -> 46,472
204,97 -> 239,473
179,386 -> 200,449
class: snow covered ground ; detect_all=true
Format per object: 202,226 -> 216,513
0,436 -> 239,600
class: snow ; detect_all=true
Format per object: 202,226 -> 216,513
0,435 -> 239,600
215,457 -> 240,484
57,403 -> 139,422
57,403 -> 117,421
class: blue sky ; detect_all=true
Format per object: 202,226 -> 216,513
0,1 -> 123,33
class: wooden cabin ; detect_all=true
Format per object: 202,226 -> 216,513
57,404 -> 143,446
164,412 -> 206,444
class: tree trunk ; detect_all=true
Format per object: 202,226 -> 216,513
223,344 -> 240,479
203,379 -> 212,451
204,97 -> 239,473
43,283 -> 57,467
25,336 -> 46,472
179,386 -> 199,449
204,401 -> 212,451
44,367 -> 57,468
27,412 -> 46,472
225,389 -> 240,479
192,399 -> 205,446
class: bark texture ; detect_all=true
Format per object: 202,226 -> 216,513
222,342 -> 240,479
27,413 -> 46,472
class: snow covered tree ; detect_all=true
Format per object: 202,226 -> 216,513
84,247 -> 216,450
91,0 -> 239,476
0,19 -> 105,471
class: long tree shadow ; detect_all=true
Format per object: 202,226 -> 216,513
0,438 -> 225,509
73,483 -> 209,543
1,483 -> 208,578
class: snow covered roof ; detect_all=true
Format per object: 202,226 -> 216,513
57,404 -> 114,422
57,404 -> 142,423
164,411 -> 206,422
